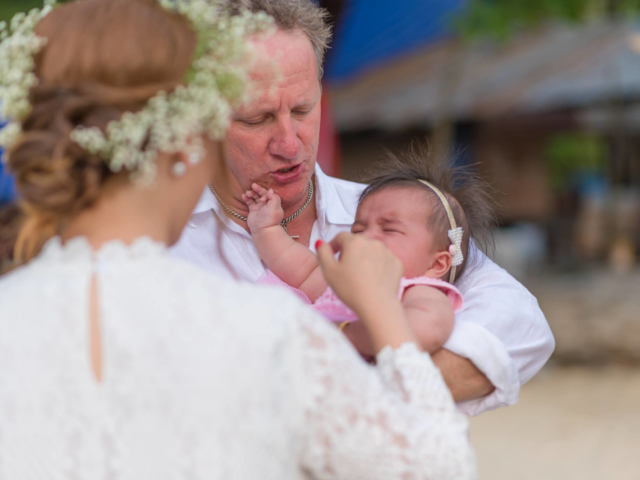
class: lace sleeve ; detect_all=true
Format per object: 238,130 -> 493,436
295,307 -> 477,480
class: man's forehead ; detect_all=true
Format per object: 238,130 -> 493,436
249,28 -> 318,80
236,71 -> 320,114
235,79 -> 319,114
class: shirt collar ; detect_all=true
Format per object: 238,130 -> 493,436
190,163 -> 362,226
314,163 -> 360,227
192,183 -> 218,215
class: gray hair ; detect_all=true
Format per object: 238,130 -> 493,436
226,0 -> 332,80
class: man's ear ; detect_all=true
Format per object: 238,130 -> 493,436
425,250 -> 453,280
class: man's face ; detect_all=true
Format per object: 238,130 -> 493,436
224,28 -> 321,208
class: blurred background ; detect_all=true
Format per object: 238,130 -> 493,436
320,1 -> 640,478
1,1 -> 640,478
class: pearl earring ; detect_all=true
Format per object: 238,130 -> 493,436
172,161 -> 187,177
188,152 -> 201,166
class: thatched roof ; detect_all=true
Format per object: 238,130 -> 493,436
330,21 -> 640,132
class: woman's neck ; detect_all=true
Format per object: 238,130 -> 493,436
62,183 -> 170,251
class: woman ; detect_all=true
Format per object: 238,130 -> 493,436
0,0 -> 476,478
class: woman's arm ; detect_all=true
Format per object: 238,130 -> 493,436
316,234 -> 417,352
297,317 -> 476,480
298,234 -> 476,478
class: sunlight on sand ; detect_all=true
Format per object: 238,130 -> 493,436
470,366 -> 640,480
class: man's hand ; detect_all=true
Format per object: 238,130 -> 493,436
242,183 -> 284,233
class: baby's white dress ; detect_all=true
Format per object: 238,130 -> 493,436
0,236 -> 476,480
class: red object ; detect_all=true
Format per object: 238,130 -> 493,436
315,240 -> 324,250
316,84 -> 341,178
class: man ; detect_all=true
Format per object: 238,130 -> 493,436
172,0 -> 555,416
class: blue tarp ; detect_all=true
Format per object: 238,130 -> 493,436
0,159 -> 16,205
325,0 -> 465,84
0,121 -> 17,204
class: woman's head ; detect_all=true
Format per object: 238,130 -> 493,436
4,0 -> 268,261
7,0 -> 201,261
354,148 -> 496,282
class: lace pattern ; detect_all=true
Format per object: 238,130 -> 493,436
295,309 -> 477,479
0,236 -> 476,479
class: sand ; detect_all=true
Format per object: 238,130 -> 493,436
470,366 -> 640,480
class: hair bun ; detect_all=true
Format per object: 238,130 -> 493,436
6,0 -> 197,263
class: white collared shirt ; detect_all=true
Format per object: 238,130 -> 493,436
171,164 -> 555,416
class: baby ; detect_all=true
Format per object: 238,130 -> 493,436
243,152 -> 495,356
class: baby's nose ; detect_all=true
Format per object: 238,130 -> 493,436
361,229 -> 378,241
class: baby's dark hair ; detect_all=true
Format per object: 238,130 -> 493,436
359,146 -> 497,282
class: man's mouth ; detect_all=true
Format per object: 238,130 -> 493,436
271,164 -> 304,183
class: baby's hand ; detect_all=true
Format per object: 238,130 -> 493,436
242,183 -> 284,232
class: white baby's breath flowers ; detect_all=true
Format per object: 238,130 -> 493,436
0,1 -> 54,156
0,0 -> 274,186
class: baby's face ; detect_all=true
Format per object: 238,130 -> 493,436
352,188 -> 440,279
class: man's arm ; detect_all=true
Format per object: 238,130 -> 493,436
343,248 -> 555,412
430,349 -> 495,402
342,321 -> 496,402
442,249 -> 555,415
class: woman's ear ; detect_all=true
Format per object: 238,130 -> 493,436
170,141 -> 211,180
425,250 -> 452,280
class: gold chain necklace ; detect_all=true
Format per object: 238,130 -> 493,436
208,180 -> 314,235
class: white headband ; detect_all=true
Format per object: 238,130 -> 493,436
418,180 -> 464,283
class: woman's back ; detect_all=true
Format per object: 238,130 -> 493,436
0,1 -> 476,477
0,237 -> 308,478
0,236 -> 476,480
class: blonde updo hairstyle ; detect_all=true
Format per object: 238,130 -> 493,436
7,0 -> 197,263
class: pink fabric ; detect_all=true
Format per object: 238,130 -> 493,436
399,277 -> 464,313
258,270 -> 313,305
258,271 -> 464,323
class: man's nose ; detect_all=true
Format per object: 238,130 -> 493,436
269,116 -> 301,160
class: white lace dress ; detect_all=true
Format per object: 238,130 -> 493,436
0,236 -> 476,480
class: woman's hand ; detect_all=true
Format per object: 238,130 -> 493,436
316,233 -> 403,315
317,233 -> 420,353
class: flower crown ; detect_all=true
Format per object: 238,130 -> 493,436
0,0 -> 273,186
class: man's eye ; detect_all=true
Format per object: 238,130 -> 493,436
239,117 -> 267,126
293,109 -> 311,117
243,120 -> 264,126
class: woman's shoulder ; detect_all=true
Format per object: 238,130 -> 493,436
0,254 -> 54,296
0,255 -> 70,325
165,256 -> 303,302
159,255 -> 315,326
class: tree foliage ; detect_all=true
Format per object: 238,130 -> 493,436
456,0 -> 640,40
0,1 -> 72,24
